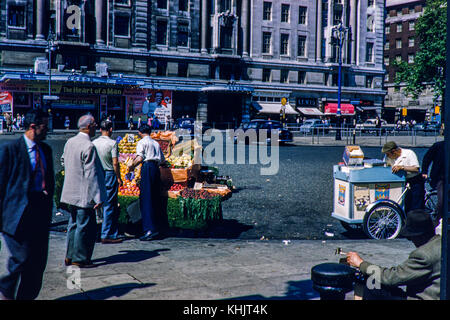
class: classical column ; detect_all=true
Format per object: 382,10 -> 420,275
316,0 -> 322,61
35,0 -> 46,40
241,0 -> 249,56
201,0 -> 209,54
350,0 -> 357,64
95,0 -> 106,45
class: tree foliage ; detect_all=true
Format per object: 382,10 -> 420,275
393,0 -> 447,102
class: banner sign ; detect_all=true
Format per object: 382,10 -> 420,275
0,92 -> 13,113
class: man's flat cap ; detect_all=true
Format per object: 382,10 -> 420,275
382,141 -> 398,153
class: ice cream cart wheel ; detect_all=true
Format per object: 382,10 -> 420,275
363,202 -> 404,240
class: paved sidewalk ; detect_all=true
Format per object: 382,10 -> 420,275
0,232 -> 414,300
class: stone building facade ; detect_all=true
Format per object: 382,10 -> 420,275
0,0 -> 386,128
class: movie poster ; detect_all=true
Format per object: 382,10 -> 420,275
140,89 -> 172,124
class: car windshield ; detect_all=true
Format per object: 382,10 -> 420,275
247,122 -> 260,129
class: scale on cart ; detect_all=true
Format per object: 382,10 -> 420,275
331,146 -> 407,239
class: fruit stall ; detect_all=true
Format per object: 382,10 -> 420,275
116,131 -> 233,231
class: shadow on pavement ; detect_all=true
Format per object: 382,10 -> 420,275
166,219 -> 253,239
92,249 -> 170,266
226,279 -> 320,300
57,283 -> 155,300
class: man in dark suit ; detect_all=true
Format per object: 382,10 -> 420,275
0,109 -> 54,300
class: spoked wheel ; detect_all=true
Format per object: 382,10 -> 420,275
363,203 -> 404,239
424,190 -> 439,223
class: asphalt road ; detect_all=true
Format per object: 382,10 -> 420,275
0,134 -> 429,240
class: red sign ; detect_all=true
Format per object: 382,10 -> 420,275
324,103 -> 355,115
0,92 -> 13,113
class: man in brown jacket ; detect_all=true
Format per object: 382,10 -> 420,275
347,209 -> 441,300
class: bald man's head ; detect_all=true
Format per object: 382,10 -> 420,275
78,114 -> 97,137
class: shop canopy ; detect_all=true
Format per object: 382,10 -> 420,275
324,103 -> 355,116
297,107 -> 323,116
252,102 -> 298,115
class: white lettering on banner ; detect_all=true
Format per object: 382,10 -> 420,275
366,265 -> 381,290
66,5 -> 81,31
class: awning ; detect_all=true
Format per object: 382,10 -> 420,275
324,103 -> 355,116
51,103 -> 95,110
253,102 -> 298,115
297,107 -> 323,116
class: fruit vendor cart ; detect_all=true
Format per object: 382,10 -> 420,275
116,131 -> 233,231
331,146 -> 406,239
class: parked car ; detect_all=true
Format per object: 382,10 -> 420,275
415,121 -> 441,132
172,118 -> 211,139
299,119 -> 330,134
355,118 -> 387,133
234,119 -> 293,144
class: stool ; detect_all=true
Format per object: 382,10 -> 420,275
311,263 -> 356,300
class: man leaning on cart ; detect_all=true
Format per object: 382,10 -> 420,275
381,141 -> 425,215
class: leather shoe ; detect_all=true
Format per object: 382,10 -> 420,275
139,231 -> 160,241
101,238 -> 123,244
64,258 -> 72,266
71,261 -> 97,268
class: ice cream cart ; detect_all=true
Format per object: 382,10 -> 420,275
332,147 -> 407,239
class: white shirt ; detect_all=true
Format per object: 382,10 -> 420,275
384,148 -> 420,179
136,135 -> 165,164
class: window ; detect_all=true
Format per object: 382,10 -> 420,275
385,25 -> 390,34
367,15 -> 374,32
366,42 -> 374,62
262,32 -> 271,54
157,0 -> 168,9
408,54 -> 415,64
281,4 -> 290,23
366,76 -> 373,88
298,71 -> 306,84
7,5 -> 26,27
220,26 -> 233,49
396,23 -> 402,32
179,0 -> 189,11
280,70 -> 289,83
333,10 -> 342,25
395,55 -> 402,63
156,61 -> 167,76
384,56 -> 389,66
385,73 -> 389,82
262,68 -> 271,82
297,35 -> 306,57
280,34 -> 289,55
409,6 -> 415,14
368,0 -> 374,6
384,41 -> 390,50
115,0 -> 131,5
396,39 -> 402,49
408,37 -> 415,47
156,20 -> 168,45
409,21 -> 415,30
298,6 -> 307,24
114,15 -> 130,37
263,2 -> 272,20
221,0 -> 231,11
397,9 -> 402,16
178,62 -> 188,77
177,22 -> 189,47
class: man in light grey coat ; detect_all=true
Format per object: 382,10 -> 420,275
60,115 -> 106,268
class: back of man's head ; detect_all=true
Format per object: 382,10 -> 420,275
100,120 -> 113,132
24,109 -> 49,130
138,124 -> 152,135
78,114 -> 95,130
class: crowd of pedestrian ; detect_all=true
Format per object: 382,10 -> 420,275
1,113 -> 26,132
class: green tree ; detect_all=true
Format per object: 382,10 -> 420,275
394,0 -> 447,107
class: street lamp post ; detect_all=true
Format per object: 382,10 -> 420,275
44,30 -> 56,108
332,23 -> 348,141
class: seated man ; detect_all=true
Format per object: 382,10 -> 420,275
382,141 -> 425,213
347,209 -> 441,300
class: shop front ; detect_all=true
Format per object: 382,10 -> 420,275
323,102 -> 356,127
